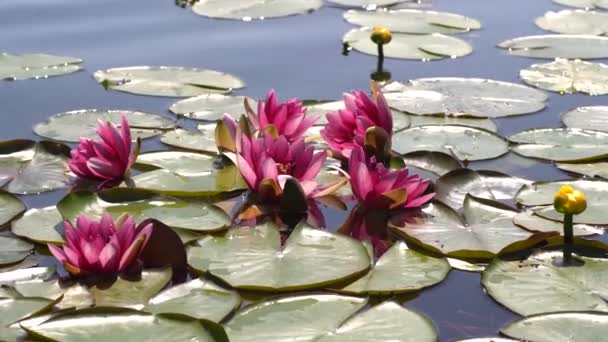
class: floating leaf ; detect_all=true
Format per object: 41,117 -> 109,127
0,267 -> 54,285
392,196 -> 535,260
408,115 -> 497,132
482,250 -> 608,315
454,338 -> 517,342
24,307 -> 228,342
0,140 -> 69,194
192,0 -> 323,20
343,27 -> 472,60
510,128 -> 608,162
498,35 -> 608,59
0,190 -> 25,227
513,211 -> 601,236
435,169 -> 530,211
91,269 -> 172,308
392,125 -> 509,161
338,241 -> 450,294
327,0 -> 414,8
400,151 -> 461,177
0,297 -> 55,341
170,94 -> 254,121
517,179 -> 608,225
94,66 -> 245,97
553,0 -> 608,10
536,10 -> 608,35
225,294 -> 436,342
33,109 -> 175,143
188,222 -> 370,291
343,9 -> 481,34
382,78 -> 548,118
557,162 -> 608,179
501,311 -> 608,342
562,106 -> 608,132
160,128 -> 217,154
11,206 -> 64,244
0,53 -> 81,80
520,58 -> 608,95
14,279 -> 94,310
145,278 -> 240,322
447,258 -> 487,272
57,189 -> 230,233
0,235 -> 33,266
135,151 -> 217,177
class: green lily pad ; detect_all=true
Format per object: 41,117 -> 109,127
94,66 -> 245,97
135,151 -> 217,177
343,9 -> 481,34
338,241 -> 450,294
501,311 -> 608,342
188,222 -> 370,291
382,78 -> 548,118
557,162 -> 608,179
0,140 -> 69,194
0,235 -> 33,266
14,279 -> 94,310
24,307 -> 228,342
553,0 -> 608,9
513,211 -> 601,236
327,0 -> 413,8
0,297 -> 55,341
145,278 -> 240,322
11,206 -> 64,244
0,53 -> 82,80
498,35 -> 608,59
392,125 -> 509,161
517,179 -> 608,225
392,196 -> 535,260
160,128 -> 217,154
401,151 -> 462,177
343,27 -> 473,60
454,339 -> 517,342
482,250 -> 608,315
520,58 -> 608,95
0,190 -> 25,227
226,295 -> 436,342
33,109 -> 175,143
536,10 -> 608,35
562,106 -> 608,132
169,94 -> 254,121
435,169 -> 530,211
510,128 -> 608,162
91,268 -> 172,308
447,258 -> 487,272
57,189 -> 230,233
192,0 -> 323,20
0,267 -> 54,285
408,115 -> 497,132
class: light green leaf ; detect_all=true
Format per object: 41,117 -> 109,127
91,268 -> 172,309
15,279 -> 94,310
0,297 -> 55,341
134,151 -> 217,177
562,106 -> 608,132
536,10 -> 608,35
327,0 -> 413,7
160,128 -> 217,154
170,94 -> 254,121
501,311 -> 608,342
498,35 -> 608,59
0,190 -> 26,227
513,211 -> 602,236
510,128 -> 608,162
553,0 -> 608,10
11,206 -> 65,244
556,162 -> 608,179
0,52 -> 81,80
520,58 -> 608,95
192,0 -> 323,20
0,235 -> 33,266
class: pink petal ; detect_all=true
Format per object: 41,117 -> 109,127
118,222 -> 153,272
48,244 -> 68,265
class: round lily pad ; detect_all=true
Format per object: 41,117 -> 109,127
327,0 -> 413,7
435,169 -> 531,211
553,0 -> 608,9
382,78 -> 548,118
343,27 -> 473,60
33,109 -> 175,143
501,311 -> 608,342
192,0 -> 323,20
188,222 -> 370,291
145,278 -> 240,322
510,128 -> 608,162
91,269 -> 172,309
11,206 -> 64,244
169,94 -> 254,121
498,35 -> 608,59
14,278 -> 94,309
0,235 -> 33,266
0,266 -> 54,286
392,125 -> 509,161
536,10 -> 608,35
23,307 -> 227,342
94,66 -> 245,97
562,106 -> 608,132
225,294 -> 437,342
392,196 -> 534,260
482,250 -> 608,315
408,115 -> 497,132
0,140 -> 69,195
520,58 -> 608,95
0,190 -> 25,227
0,53 -> 82,81
337,241 -> 450,294
517,179 -> 608,225
401,151 -> 462,178
135,151 -> 217,177
343,9 -> 481,34
513,211 -> 601,236
0,297 -> 56,341
57,189 -> 230,233
160,128 -> 217,154
556,162 -> 608,179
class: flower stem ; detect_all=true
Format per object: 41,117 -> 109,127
563,213 -> 573,265
377,43 -> 384,63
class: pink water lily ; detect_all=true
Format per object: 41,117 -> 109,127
236,134 -> 340,202
349,146 -> 434,210
246,89 -> 318,142
321,85 -> 393,159
68,114 -> 139,184
48,213 -> 152,276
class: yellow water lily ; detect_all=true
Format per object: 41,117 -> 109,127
553,185 -> 587,215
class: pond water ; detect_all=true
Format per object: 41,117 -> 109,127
1,0 -> 607,340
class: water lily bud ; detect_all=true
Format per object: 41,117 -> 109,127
553,185 -> 587,215
371,27 -> 392,45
